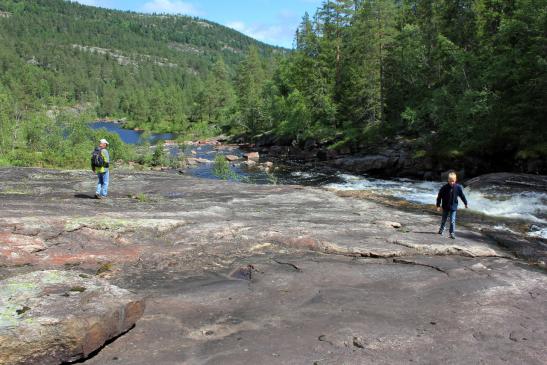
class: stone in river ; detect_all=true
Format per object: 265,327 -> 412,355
225,155 -> 239,162
244,152 -> 259,162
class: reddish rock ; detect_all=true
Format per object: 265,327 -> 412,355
0,232 -> 46,266
0,232 -> 46,254
0,270 -> 145,365
225,155 -> 239,162
186,157 -> 211,165
41,245 -> 142,267
244,152 -> 260,162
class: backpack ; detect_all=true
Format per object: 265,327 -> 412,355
91,147 -> 105,169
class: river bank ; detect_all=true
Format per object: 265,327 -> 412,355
0,167 -> 546,364
89,123 -> 547,240
250,134 -> 547,180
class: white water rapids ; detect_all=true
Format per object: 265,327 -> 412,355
326,174 -> 547,239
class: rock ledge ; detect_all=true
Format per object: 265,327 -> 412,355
0,270 -> 145,365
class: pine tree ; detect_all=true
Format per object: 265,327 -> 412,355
235,47 -> 268,136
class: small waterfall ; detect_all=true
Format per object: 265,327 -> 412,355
327,174 -> 547,239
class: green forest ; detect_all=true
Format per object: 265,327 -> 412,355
0,0 -> 545,172
236,0 -> 546,172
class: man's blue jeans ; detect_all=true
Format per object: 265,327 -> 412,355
96,169 -> 109,197
439,209 -> 457,234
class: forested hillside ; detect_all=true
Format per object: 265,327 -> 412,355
0,0 -> 545,173
0,0 -> 282,132
236,0 -> 546,172
0,0 -> 284,167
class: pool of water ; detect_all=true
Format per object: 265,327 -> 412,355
90,122 -> 174,144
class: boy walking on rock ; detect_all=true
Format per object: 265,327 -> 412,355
436,172 -> 468,239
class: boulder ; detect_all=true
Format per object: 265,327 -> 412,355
254,131 -> 277,147
225,155 -> 239,162
331,155 -> 396,173
303,139 -> 317,149
0,270 -> 145,365
266,145 -> 290,157
465,172 -> 547,192
258,161 -> 274,172
288,147 -> 317,161
244,152 -> 260,162
185,157 -> 211,165
242,160 -> 257,168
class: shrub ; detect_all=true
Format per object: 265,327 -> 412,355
212,154 -> 237,180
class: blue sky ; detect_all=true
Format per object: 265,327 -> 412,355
73,0 -> 324,48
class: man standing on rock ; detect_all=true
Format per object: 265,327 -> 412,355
91,139 -> 110,199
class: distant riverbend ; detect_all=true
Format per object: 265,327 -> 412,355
90,122 -> 175,144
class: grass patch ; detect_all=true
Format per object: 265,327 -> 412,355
135,193 -> 150,203
15,306 -> 31,315
69,286 -> 86,292
213,154 -> 238,180
96,263 -> 114,275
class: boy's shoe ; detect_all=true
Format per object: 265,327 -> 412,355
95,193 -> 101,199
449,233 -> 456,239
438,229 -> 444,235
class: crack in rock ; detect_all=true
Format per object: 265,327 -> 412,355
272,259 -> 303,272
392,258 -> 450,276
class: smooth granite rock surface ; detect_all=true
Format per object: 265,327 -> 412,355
0,167 -> 545,364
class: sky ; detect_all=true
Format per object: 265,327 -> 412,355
73,0 -> 324,48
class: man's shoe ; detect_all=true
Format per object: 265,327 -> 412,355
450,233 -> 456,239
438,229 -> 444,235
95,193 -> 101,199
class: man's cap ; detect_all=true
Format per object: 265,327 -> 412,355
99,139 -> 109,145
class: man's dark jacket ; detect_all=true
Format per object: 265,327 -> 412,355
436,183 -> 468,211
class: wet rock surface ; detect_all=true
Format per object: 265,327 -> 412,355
0,167 -> 546,364
465,172 -> 547,192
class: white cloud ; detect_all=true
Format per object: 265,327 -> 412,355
72,0 -> 103,6
226,20 -> 296,48
141,0 -> 201,16
225,21 -> 246,33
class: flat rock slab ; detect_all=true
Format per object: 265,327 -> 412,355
82,254 -> 547,365
0,270 -> 145,365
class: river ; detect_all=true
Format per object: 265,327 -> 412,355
89,122 -> 175,144
91,122 -> 547,239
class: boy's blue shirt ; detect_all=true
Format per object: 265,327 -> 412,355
436,183 -> 467,211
